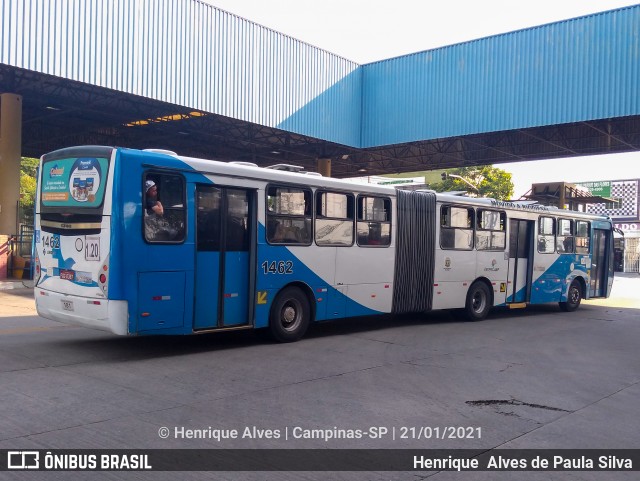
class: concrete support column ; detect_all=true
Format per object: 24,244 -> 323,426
0,93 -> 22,235
317,158 -> 331,177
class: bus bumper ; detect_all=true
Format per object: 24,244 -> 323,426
35,288 -> 129,335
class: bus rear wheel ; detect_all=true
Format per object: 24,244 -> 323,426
464,281 -> 492,321
560,280 -> 582,312
269,286 -> 311,342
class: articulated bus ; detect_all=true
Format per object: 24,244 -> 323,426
34,146 -> 615,341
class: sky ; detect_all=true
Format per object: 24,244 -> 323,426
203,0 -> 640,197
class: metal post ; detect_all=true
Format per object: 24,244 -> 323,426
317,158 -> 331,177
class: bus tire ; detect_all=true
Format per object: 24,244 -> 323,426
269,286 -> 311,342
464,281 -> 492,321
560,279 -> 582,312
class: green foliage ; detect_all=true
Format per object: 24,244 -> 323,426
20,157 -> 39,222
430,166 -> 514,200
20,156 -> 39,178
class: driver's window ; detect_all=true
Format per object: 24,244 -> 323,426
143,172 -> 186,243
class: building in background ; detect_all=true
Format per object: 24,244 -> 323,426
579,179 -> 640,273
522,182 -> 612,211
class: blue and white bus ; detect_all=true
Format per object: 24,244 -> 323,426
34,146 -> 615,341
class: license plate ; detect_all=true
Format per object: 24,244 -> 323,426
60,269 -> 75,281
62,300 -> 74,311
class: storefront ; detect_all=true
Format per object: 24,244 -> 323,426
614,224 -> 640,273
580,179 -> 640,273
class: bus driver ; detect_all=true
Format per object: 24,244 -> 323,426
145,180 -> 164,216
144,179 -> 174,241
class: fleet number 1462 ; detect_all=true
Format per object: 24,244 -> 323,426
261,260 -> 293,275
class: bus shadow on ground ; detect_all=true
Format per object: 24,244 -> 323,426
304,303 -> 587,338
46,305 -> 578,362
48,312 -> 456,361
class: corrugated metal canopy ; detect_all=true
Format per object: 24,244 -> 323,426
4,63 -> 639,177
1,1 -> 640,176
2,65 -> 345,172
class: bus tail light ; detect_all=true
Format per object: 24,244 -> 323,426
34,253 -> 41,283
98,255 -> 109,296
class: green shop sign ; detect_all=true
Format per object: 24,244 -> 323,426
577,181 -> 611,197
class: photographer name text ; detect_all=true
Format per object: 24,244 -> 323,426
160,425 -> 482,442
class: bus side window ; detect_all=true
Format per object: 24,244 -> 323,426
315,191 -> 354,246
476,209 -> 506,251
143,172 -> 186,243
440,205 -> 474,250
357,196 -> 391,247
575,221 -> 590,254
537,216 -> 556,253
266,185 -> 312,245
556,218 -> 574,253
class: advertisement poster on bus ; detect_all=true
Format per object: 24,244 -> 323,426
41,157 -> 109,208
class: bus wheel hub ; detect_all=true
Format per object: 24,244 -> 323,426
283,306 -> 296,323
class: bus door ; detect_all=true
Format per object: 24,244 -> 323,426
194,186 -> 254,329
507,219 -> 534,303
590,228 -> 611,298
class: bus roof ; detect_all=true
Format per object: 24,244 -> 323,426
112,146 -> 610,222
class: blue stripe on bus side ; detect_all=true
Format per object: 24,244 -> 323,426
254,223 -> 381,328
508,254 -> 589,304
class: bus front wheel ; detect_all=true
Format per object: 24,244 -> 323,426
269,286 -> 311,342
464,281 -> 492,321
559,280 -> 582,312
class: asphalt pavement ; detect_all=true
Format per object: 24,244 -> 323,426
0,274 -> 638,480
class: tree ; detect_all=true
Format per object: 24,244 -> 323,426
431,166 -> 514,200
20,157 -> 39,225
21,156 -> 39,178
